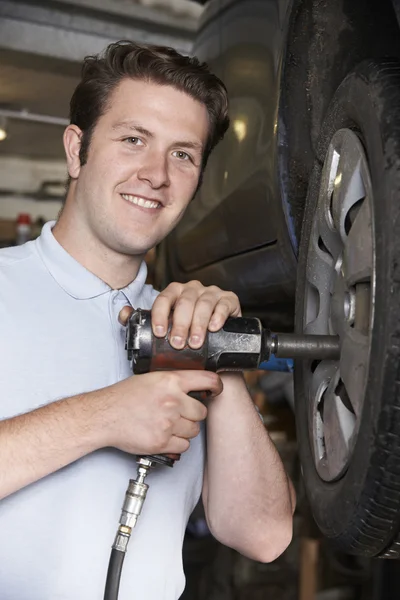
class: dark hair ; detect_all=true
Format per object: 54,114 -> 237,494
69,40 -> 230,171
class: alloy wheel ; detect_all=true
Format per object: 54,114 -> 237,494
303,128 -> 375,482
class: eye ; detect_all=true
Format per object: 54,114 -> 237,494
124,137 -> 143,145
173,150 -> 191,161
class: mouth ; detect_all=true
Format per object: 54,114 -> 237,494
121,193 -> 162,209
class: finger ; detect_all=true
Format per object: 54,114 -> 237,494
152,281 -> 205,347
164,436 -> 190,455
179,392 -> 208,422
168,289 -> 202,349
208,292 -> 241,332
178,370 -> 223,399
118,305 -> 134,326
172,417 -> 201,440
188,287 -> 223,348
151,282 -> 184,338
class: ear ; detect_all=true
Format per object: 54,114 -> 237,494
63,125 -> 83,179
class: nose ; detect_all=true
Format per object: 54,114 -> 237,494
137,149 -> 170,189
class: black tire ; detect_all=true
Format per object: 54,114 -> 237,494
294,59 -> 400,558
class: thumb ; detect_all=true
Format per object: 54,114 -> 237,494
118,305 -> 134,326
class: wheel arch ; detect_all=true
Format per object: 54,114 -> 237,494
280,0 -> 400,243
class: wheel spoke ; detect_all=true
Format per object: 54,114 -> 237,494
310,361 -> 339,407
323,371 -> 356,480
316,148 -> 342,262
305,231 -> 332,335
309,361 -> 339,470
317,210 -> 342,265
342,196 -> 373,286
331,134 -> 367,242
339,326 -> 369,419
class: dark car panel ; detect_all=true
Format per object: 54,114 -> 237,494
176,171 -> 278,271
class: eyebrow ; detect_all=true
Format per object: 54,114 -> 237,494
112,121 -> 203,154
112,122 -> 153,138
173,140 -> 203,153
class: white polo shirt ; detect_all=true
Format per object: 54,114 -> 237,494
0,222 -> 205,600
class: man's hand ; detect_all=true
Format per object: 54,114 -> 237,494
151,281 -> 241,349
100,370 -> 222,456
0,366 -> 222,500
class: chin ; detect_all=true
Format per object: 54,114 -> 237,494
107,230 -> 151,254
116,239 -> 153,256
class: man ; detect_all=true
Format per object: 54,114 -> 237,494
0,42 -> 295,599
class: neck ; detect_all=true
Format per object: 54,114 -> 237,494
53,204 -> 144,290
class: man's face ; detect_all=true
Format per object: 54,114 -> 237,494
65,78 -> 209,256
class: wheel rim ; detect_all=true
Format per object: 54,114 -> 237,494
304,128 -> 375,482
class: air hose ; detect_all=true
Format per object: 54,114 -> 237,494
103,454 -> 175,600
104,549 -> 125,600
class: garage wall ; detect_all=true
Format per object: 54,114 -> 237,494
0,155 -> 65,219
0,196 -> 61,221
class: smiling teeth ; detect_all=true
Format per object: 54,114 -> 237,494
121,194 -> 160,209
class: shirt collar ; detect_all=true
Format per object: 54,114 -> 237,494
35,220 -> 149,303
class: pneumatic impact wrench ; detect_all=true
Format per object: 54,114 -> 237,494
104,308 -> 340,600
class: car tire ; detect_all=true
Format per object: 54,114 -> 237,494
294,59 -> 400,557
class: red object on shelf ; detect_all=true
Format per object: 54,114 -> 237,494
16,213 -> 32,245
17,213 -> 32,225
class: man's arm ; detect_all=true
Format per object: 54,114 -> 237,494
0,370 -> 215,500
150,280 -> 295,563
202,372 -> 295,563
0,392 -> 105,500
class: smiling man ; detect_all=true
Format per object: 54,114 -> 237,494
56,77 -> 208,276
0,42 -> 295,599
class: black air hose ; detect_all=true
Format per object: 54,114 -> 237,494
104,548 -> 125,600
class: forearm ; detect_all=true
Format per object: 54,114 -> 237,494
0,390 -> 109,500
203,373 -> 294,562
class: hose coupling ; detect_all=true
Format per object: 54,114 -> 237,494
119,478 -> 148,530
113,525 -> 132,553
